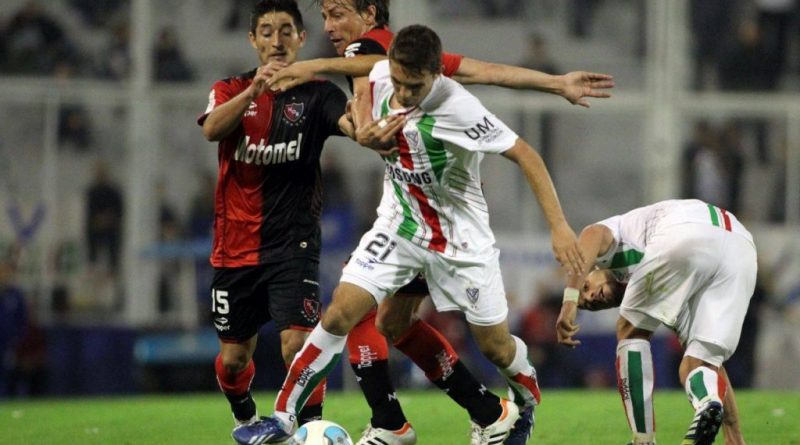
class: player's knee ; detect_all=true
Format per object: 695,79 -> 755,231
320,301 -> 354,336
375,314 -> 411,343
220,351 -> 250,373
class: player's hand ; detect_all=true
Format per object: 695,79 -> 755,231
560,71 -> 615,108
268,61 -> 316,92
355,115 -> 404,156
550,224 -> 585,277
556,301 -> 581,347
250,62 -> 288,99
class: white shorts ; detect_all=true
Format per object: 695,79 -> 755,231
341,227 -> 508,326
619,223 -> 757,362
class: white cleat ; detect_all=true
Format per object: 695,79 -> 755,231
470,399 -> 520,445
356,422 -> 417,445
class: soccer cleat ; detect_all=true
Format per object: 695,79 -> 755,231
356,422 -> 417,445
681,400 -> 723,445
504,404 -> 534,445
232,415 -> 292,444
470,399 -> 520,445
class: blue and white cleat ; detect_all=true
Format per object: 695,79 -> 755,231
232,416 -> 292,444
504,404 -> 535,445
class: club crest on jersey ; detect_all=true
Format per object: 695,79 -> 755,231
405,130 -> 420,148
303,298 -> 320,322
283,102 -> 304,122
466,287 -> 480,306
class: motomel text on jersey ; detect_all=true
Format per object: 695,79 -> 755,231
386,164 -> 433,186
234,133 -> 303,166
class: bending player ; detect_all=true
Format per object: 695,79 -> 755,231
556,199 -> 753,445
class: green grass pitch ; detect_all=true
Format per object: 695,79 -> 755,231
1,390 -> 798,444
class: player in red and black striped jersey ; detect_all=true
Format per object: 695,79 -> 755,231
198,0 -> 357,437
260,2 -> 615,445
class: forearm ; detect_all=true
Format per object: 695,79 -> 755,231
517,147 -> 569,231
454,57 -> 562,93
305,55 -> 385,77
202,89 -> 255,141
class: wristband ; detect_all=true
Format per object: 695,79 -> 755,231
563,287 -> 579,303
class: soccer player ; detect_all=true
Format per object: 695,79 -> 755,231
233,24 -> 584,445
269,2 -> 614,444
555,199 -> 754,445
198,0 -> 356,439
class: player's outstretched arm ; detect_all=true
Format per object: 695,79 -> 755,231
501,139 -> 584,274
268,55 -> 385,92
452,58 -> 615,108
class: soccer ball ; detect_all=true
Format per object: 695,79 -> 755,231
289,420 -> 353,445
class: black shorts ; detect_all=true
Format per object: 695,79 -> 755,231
211,257 -> 321,342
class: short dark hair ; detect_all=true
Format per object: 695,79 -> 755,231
388,24 -> 442,76
314,0 -> 390,27
251,0 -> 304,34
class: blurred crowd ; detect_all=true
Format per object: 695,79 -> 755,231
0,1 -> 193,81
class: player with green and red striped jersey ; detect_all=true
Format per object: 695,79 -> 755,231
235,24 -> 584,445
556,199 -> 755,445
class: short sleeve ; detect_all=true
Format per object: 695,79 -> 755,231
431,92 -> 518,154
594,216 -> 622,268
344,37 -> 387,58
197,79 -> 236,125
442,52 -> 464,77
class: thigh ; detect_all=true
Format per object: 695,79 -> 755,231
426,248 -> 508,326
340,227 -> 423,304
678,236 -> 757,359
211,266 -> 271,342
266,257 -> 322,332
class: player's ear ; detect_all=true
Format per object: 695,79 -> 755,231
248,31 -> 258,50
361,5 -> 377,26
298,30 -> 307,47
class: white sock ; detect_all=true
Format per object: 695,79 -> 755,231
617,339 -> 655,437
499,336 -> 541,406
685,366 -> 723,410
273,324 -> 346,427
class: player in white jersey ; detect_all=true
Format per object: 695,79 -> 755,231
233,24 -> 584,445
556,199 -> 754,445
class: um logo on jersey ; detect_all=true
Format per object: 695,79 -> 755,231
464,115 -> 503,144
234,133 -> 303,166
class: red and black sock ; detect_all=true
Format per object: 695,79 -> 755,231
347,310 -> 407,430
215,354 -> 256,422
394,320 -> 501,427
